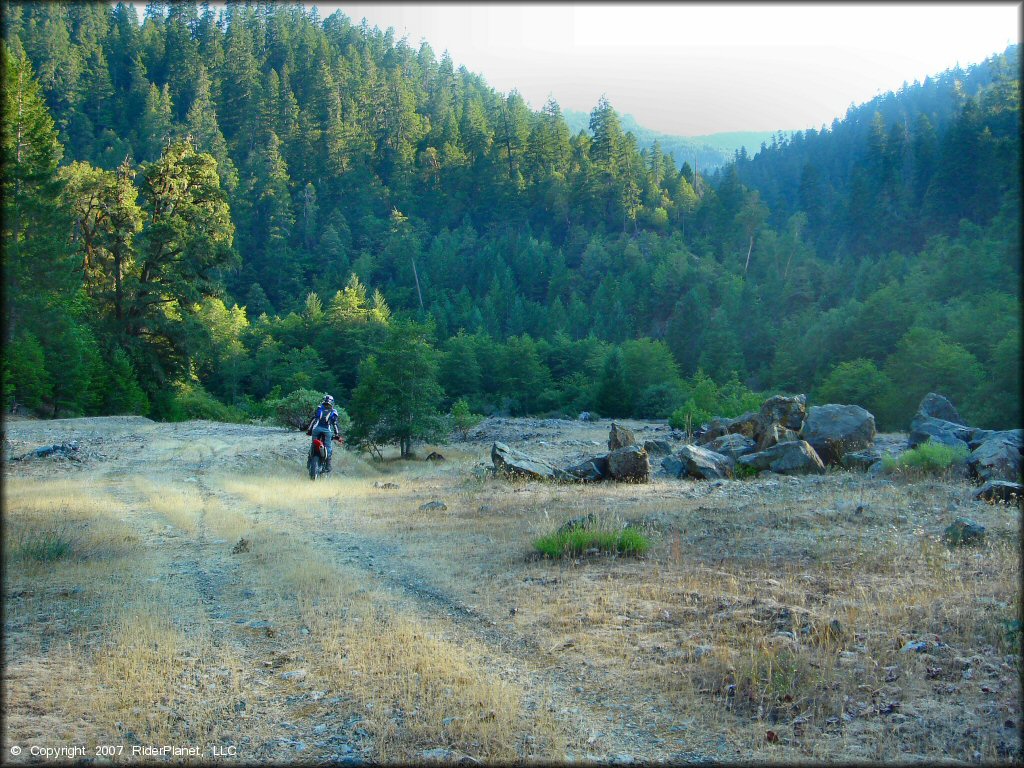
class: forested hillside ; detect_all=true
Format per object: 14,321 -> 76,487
2,2 -> 1019,432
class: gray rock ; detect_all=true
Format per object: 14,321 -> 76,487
799,404 -> 877,464
841,449 -> 882,471
608,422 -> 637,451
563,458 -> 606,483
642,439 -> 673,456
726,411 -> 762,440
280,669 -> 307,681
491,442 -> 568,481
943,518 -> 986,546
756,423 -> 801,452
974,480 -> 1023,505
967,429 -> 997,450
676,444 -> 735,480
705,433 -> 757,460
605,444 -> 650,482
738,440 -> 826,475
661,455 -> 685,478
908,415 -> 974,449
968,435 -> 1023,484
757,394 -> 807,433
419,500 -> 448,512
916,392 -> 965,425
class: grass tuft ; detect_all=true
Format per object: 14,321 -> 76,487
14,524 -> 76,562
534,520 -> 650,558
882,439 -> 969,475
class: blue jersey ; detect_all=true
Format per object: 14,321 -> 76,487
309,405 -> 339,433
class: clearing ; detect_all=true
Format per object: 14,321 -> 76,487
2,415 -> 1020,764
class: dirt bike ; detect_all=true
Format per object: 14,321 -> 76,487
307,432 -> 342,480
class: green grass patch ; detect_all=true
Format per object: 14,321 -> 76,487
734,462 -> 760,480
11,524 -> 76,563
534,522 -> 650,559
881,439 -> 969,475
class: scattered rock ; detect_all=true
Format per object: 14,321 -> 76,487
799,404 -> 876,464
608,423 -> 637,451
280,669 -> 308,681
738,440 -> 825,475
916,392 -> 965,425
605,444 -> 650,482
419,500 -> 448,512
900,640 -> 929,653
425,451 -> 445,462
373,481 -> 400,489
974,480 -> 1023,505
943,518 -> 986,546
231,538 -> 250,554
674,444 -> 735,480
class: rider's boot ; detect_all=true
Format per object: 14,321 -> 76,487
324,457 -> 332,473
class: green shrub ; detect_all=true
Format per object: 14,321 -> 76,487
267,388 -> 351,433
734,462 -> 760,480
166,381 -> 247,423
881,440 -> 969,475
451,397 -> 484,439
13,524 -> 75,563
533,521 -> 650,559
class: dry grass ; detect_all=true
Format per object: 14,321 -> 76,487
4,417 -> 1020,764
211,474 -> 571,762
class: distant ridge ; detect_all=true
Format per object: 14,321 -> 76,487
562,109 -> 787,170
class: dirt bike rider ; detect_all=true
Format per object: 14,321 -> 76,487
306,394 -> 343,472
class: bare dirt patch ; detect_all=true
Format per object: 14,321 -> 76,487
3,415 -> 1020,764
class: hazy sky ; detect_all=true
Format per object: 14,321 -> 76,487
311,3 -> 1020,136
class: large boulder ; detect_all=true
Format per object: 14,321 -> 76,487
698,413 -> 759,444
840,449 -> 882,471
605,445 -> 650,482
675,444 -> 734,480
608,422 -> 637,451
706,433 -> 757,461
661,455 -> 685,478
738,440 -> 826,475
799,404 -> 876,465
908,415 -> 974,450
967,434 -> 1023,484
491,442 -> 568,481
916,393 -> 965,425
726,412 -> 761,440
563,458 -> 606,483
757,394 -> 807,433
756,423 -> 801,452
643,439 -> 673,456
974,480 -> 1023,505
